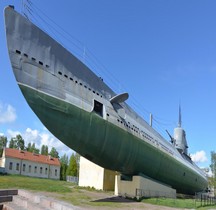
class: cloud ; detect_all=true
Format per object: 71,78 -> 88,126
7,129 -> 21,138
207,170 -> 213,177
191,150 -> 208,163
0,103 -> 17,123
7,127 -> 73,158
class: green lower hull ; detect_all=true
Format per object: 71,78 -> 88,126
19,84 -> 207,194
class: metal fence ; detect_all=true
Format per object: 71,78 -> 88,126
136,189 -> 216,208
195,192 -> 216,207
66,176 -> 78,184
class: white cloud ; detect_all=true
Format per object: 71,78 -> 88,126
7,129 -> 21,138
0,103 -> 17,123
7,127 -> 73,158
207,170 -> 213,177
191,150 -> 208,163
24,128 -> 39,142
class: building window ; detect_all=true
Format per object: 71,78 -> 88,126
55,169 -> 57,176
9,162 -> 13,170
16,163 -> 19,171
29,165 -> 31,173
45,168 -> 48,175
23,164 -> 26,172
34,166 -> 37,173
40,167 -> 43,174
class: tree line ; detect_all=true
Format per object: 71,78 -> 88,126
210,151 -> 216,194
0,134 -> 79,180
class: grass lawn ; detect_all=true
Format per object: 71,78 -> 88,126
1,174 -> 216,209
142,197 -> 216,209
0,174 -> 72,192
0,174 -> 120,208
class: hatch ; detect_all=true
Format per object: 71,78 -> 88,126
93,100 -> 103,117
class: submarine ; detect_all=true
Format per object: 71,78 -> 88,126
4,6 -> 208,194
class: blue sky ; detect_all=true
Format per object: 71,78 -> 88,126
0,0 -> 215,168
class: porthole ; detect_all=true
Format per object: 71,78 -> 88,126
23,53 -> 28,57
64,74 -> 68,78
39,61 -> 43,65
58,71 -> 62,75
16,50 -> 21,54
32,57 -> 36,61
70,77 -> 73,81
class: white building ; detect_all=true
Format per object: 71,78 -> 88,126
0,148 -> 60,179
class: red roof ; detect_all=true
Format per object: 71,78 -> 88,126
5,148 -> 60,166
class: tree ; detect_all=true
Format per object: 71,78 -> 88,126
66,153 -> 80,177
60,154 -> 68,180
41,145 -> 48,155
75,153 -> 80,177
210,151 -> 216,194
9,134 -> 25,150
26,142 -> 39,154
15,134 -> 25,150
33,147 -> 40,154
0,136 -> 7,157
9,138 -> 15,148
45,145 -> 48,155
27,142 -> 32,152
49,147 -> 59,158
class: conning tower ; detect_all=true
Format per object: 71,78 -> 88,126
174,106 -> 188,155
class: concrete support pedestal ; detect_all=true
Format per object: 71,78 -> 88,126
115,174 -> 176,199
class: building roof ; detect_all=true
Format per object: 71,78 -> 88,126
4,148 -> 60,166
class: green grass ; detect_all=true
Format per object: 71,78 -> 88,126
142,197 -> 216,209
0,174 -> 120,208
0,174 -> 72,193
1,174 -> 216,209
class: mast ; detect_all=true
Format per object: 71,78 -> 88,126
178,104 -> 182,127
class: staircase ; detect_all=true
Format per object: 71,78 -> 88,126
0,190 -> 18,210
1,189 -> 80,210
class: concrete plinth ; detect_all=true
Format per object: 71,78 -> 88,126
115,175 -> 176,199
78,156 -> 116,191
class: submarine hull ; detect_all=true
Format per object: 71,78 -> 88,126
18,83 -> 207,194
4,6 -> 208,194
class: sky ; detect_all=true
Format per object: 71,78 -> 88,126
0,0 -> 216,169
